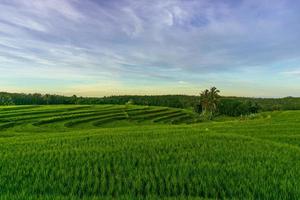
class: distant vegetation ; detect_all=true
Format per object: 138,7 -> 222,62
217,98 -> 260,116
0,93 -> 14,105
1,91 -> 300,115
198,87 -> 220,119
192,87 -> 259,118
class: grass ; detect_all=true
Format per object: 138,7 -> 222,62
0,105 -> 299,199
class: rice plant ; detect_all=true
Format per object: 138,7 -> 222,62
0,105 -> 299,199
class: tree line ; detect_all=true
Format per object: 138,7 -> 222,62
1,91 -> 300,116
0,92 -> 199,108
196,87 -> 260,118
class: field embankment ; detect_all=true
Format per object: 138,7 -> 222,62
0,105 -> 197,131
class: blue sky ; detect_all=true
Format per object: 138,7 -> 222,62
1,0 -> 300,97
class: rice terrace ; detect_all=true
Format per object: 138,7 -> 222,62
1,95 -> 300,199
2,0 -> 300,199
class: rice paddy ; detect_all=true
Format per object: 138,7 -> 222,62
0,105 -> 196,131
0,105 -> 300,199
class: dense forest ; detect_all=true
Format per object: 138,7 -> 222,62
1,92 -> 300,116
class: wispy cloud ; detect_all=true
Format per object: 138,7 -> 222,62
282,70 -> 300,76
1,0 -> 300,96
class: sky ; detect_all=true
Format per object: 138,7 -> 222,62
1,0 -> 300,97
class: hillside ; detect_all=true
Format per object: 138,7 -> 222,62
0,105 -> 197,130
0,105 -> 300,199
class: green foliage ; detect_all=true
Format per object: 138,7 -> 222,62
217,99 -> 260,117
0,94 -> 14,105
198,87 -> 220,119
125,99 -> 134,106
193,104 -> 202,113
0,92 -> 200,108
2,91 -> 300,114
0,106 -> 300,199
101,95 -> 197,108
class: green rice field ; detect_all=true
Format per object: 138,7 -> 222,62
0,105 -> 300,199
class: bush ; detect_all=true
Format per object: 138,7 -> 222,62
0,94 -> 14,105
217,99 -> 259,117
194,104 -> 202,114
125,99 -> 135,105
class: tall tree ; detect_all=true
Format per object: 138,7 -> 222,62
200,87 -> 220,118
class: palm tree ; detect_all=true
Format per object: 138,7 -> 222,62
200,89 -> 210,114
208,86 -> 220,113
200,87 -> 220,117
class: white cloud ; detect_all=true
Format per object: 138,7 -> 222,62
1,0 -> 300,96
22,0 -> 84,21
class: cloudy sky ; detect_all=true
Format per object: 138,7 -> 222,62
1,0 -> 300,97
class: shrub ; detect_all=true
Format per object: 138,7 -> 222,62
125,99 -> 135,105
0,94 -> 14,105
194,104 -> 202,114
217,99 -> 259,117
